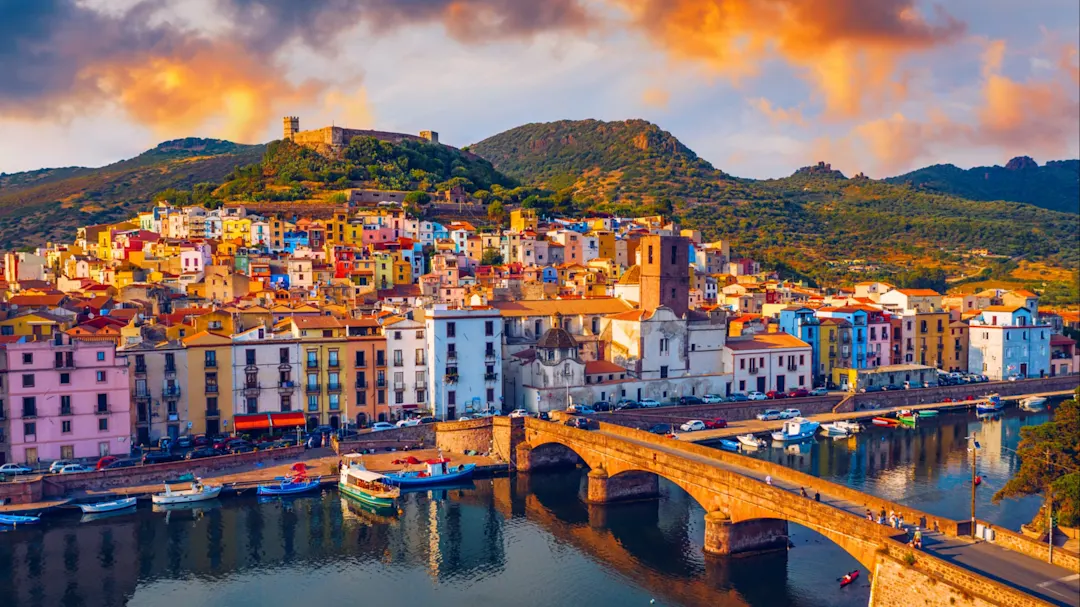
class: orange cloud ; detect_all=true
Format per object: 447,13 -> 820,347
642,87 -> 671,108
615,0 -> 964,118
750,98 -> 806,126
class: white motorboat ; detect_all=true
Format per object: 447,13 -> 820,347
819,423 -> 851,437
833,420 -> 862,433
771,417 -> 820,442
1019,396 -> 1047,411
77,497 -> 136,514
151,479 -> 222,505
736,434 -> 767,449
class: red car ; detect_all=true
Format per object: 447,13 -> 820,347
787,388 -> 809,398
765,390 -> 788,399
703,418 -> 728,429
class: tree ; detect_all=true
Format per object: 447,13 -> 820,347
327,192 -> 348,205
487,200 -> 506,226
481,248 -> 503,266
993,393 -> 1080,528
404,191 -> 431,206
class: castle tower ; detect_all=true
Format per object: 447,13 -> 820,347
283,116 -> 299,139
639,234 -> 690,317
420,130 -> 439,144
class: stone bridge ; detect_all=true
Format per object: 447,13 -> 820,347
513,418 -> 1070,607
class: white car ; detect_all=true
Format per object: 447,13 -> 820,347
369,422 -> 396,432
755,409 -> 782,421
0,463 -> 33,475
747,391 -> 767,401
457,416 -> 473,421
680,420 -> 706,432
779,408 -> 802,419
59,464 -> 93,474
702,394 -> 725,404
49,459 -> 79,474
509,409 -> 529,418
639,399 -> 661,408
396,418 -> 422,428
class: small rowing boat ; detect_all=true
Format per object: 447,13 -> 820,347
257,478 -> 321,496
872,417 -> 899,427
917,410 -> 939,417
0,513 -> 40,526
718,439 -> 740,452
833,420 -> 862,433
1019,396 -> 1047,412
897,413 -> 917,427
77,497 -> 136,514
976,394 -> 1004,414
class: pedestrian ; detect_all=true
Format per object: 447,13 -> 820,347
800,487 -> 808,498
814,491 -> 820,502
898,513 -> 905,528
866,509 -> 873,521
889,514 -> 897,528
765,475 -> 772,485
914,528 -> 923,549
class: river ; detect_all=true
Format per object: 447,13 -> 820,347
0,405 -> 1055,607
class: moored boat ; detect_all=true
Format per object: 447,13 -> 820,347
0,513 -> 40,525
257,479 -> 321,496
77,497 -> 136,514
771,417 -> 820,442
736,434 -> 767,449
819,423 -> 851,437
833,420 -> 862,433
718,439 -> 740,452
1019,396 -> 1047,412
897,413 -> 917,427
976,393 -> 1004,414
382,455 -> 476,487
151,479 -> 222,505
917,410 -> 939,417
872,417 -> 899,427
339,454 -> 400,509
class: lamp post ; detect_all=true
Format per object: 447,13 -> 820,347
967,432 -> 981,538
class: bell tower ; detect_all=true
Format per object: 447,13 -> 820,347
283,116 -> 299,139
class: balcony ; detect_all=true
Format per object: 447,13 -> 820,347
356,380 -> 368,389
245,364 -> 258,373
278,381 -> 295,391
168,413 -> 179,421
327,383 -> 342,392
444,374 -> 459,384
205,385 -> 219,394
392,359 -> 403,367
162,386 -> 181,398
133,389 -> 152,401
204,359 -> 218,369
355,359 -> 368,368
328,359 -> 341,370
306,360 -> 319,369
95,405 -> 110,414
60,407 -> 72,416
484,372 -> 498,382
134,364 -> 147,375
376,379 -> 386,388
376,358 -> 386,368
485,353 -> 497,363
244,383 -> 261,396
393,381 -> 406,390
786,364 -> 798,372
447,353 -> 458,363
305,383 -> 321,393
164,364 -> 177,375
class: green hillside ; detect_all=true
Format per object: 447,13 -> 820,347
0,138 -> 263,248
472,120 -> 1079,288
885,157 -> 1079,214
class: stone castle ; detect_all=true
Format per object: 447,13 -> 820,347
283,116 -> 440,155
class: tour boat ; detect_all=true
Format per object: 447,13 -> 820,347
257,478 -> 321,496
976,394 -> 1004,414
0,513 -> 40,526
819,423 -> 851,437
770,417 -> 820,442
151,479 -> 222,505
339,454 -> 400,509
1019,396 -> 1047,412
736,434 -> 767,449
872,417 -> 899,427
77,497 -> 137,514
717,439 -> 740,452
382,455 -> 476,487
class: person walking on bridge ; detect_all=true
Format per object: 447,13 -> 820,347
765,475 -> 772,485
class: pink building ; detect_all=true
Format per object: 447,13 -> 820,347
3,335 -> 132,465
866,309 -> 891,368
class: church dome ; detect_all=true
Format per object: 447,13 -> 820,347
537,326 -> 578,349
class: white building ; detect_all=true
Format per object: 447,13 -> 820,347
383,317 -> 429,413
723,332 -> 813,395
231,328 -> 302,415
425,305 -> 503,419
968,305 -> 1051,379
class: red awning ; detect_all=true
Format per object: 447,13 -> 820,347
234,414 -> 271,431
269,412 -> 306,428
399,404 -> 419,410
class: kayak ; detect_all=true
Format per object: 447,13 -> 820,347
839,570 -> 860,588
872,417 -> 899,427
918,410 -> 939,417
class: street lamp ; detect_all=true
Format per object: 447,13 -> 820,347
966,432 -> 981,538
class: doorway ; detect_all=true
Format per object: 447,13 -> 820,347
776,375 -> 786,393
756,377 -> 766,392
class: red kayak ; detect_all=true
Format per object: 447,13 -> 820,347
872,417 -> 899,427
840,570 -> 860,588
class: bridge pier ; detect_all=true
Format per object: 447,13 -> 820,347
584,468 -> 660,504
704,512 -> 788,557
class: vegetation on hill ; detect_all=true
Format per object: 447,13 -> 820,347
0,139 -> 263,248
473,119 -> 1079,292
885,157 -> 1080,214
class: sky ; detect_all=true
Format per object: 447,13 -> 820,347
1,0 -> 1078,179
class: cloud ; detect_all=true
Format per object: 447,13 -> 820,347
641,87 -> 670,108
750,98 -> 806,126
613,0 -> 964,118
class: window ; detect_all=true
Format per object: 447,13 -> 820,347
22,397 -> 36,417
307,350 -> 318,368
307,395 -> 318,411
207,397 -> 218,414
660,366 -> 668,379
799,355 -> 805,365
393,331 -> 402,340
659,338 -> 668,354
356,351 -> 366,367
60,395 -> 72,415
279,348 -> 290,364
377,390 -> 385,404
670,245 -> 677,264
205,351 -> 217,367
22,353 -> 32,364
447,322 -> 456,338
24,422 -> 36,437
486,388 -> 495,402
97,394 -> 108,412
647,245 -> 654,264
62,420 -> 72,433
281,395 -> 292,411
740,359 -> 745,370
329,394 -> 340,410
96,370 -> 106,382
485,321 -> 494,336
448,391 -> 456,406
246,349 -> 256,365
393,350 -> 403,366
416,330 -> 424,339
98,418 -> 108,431
21,374 -> 34,388
485,342 -> 495,356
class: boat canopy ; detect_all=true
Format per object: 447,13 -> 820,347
349,469 -> 389,482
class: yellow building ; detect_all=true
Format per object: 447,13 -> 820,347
0,312 -> 64,338
374,253 -> 395,290
593,230 -> 616,261
183,332 -> 235,436
509,209 -> 538,233
222,217 -> 252,244
393,259 -> 412,285
913,311 -> 949,368
944,320 -> 969,372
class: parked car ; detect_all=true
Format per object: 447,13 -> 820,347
787,388 -> 810,398
648,424 -> 673,434
457,416 -> 472,421
747,391 -> 767,401
702,394 -> 725,403
564,417 -> 591,430
678,396 -> 704,406
1005,374 -> 1023,381
639,399 -> 661,408
418,416 -> 437,424
765,390 -> 787,400
779,408 -> 802,419
616,400 -> 641,411
396,418 -> 422,428
755,409 -> 782,421
49,459 -> 80,474
703,418 -> 728,429
142,452 -> 184,465
509,409 -> 529,418
174,436 -> 194,449
728,393 -> 749,402
809,387 -> 829,396
102,458 -> 137,469
680,420 -> 706,432
228,441 -> 256,454
535,412 -> 550,421
185,448 -> 222,460
59,464 -> 94,474
0,463 -> 33,475
192,435 -> 210,447
592,402 -> 613,412
568,404 -> 597,415
369,422 -> 396,432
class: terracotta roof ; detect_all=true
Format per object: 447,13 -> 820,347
725,333 -> 810,351
585,360 -> 626,374
606,308 -> 652,321
491,298 -> 632,318
894,289 -> 941,297
982,305 -> 1026,313
291,316 -> 343,329
1009,289 -> 1038,298
537,327 -> 578,349
8,294 -> 66,307
1050,335 -> 1075,346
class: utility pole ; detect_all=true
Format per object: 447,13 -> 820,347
1046,448 -> 1054,564
968,432 -> 980,538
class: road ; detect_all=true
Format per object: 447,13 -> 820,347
597,429 -> 1080,607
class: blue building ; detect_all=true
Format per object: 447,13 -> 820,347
282,230 -> 309,254
817,306 -> 869,369
778,306 -> 821,383
541,266 -> 559,284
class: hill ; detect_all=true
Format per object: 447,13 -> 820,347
472,119 -> 1079,290
0,138 -> 263,248
885,157 -> 1080,214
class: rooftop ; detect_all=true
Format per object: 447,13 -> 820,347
725,333 -> 810,351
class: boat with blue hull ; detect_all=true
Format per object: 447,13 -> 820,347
0,513 -> 40,526
382,455 -> 476,487
771,418 -> 820,442
258,479 -> 321,496
976,394 -> 1004,414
